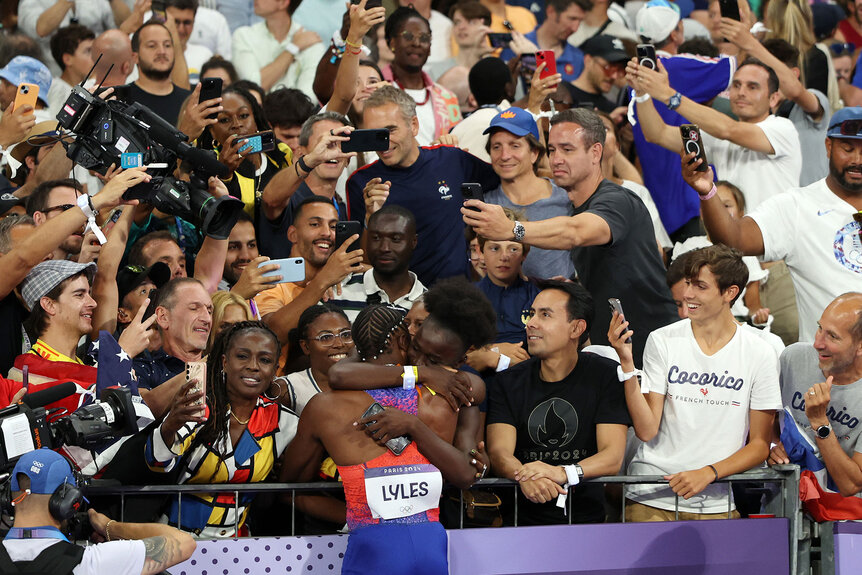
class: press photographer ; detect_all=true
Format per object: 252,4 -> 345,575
0,448 -> 195,575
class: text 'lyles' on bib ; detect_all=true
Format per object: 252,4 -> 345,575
364,463 -> 444,521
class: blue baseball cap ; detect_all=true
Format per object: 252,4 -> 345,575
483,107 -> 540,140
11,449 -> 77,494
827,107 -> 862,139
0,56 -> 52,106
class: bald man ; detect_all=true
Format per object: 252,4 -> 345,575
769,292 -> 862,499
91,29 -> 134,87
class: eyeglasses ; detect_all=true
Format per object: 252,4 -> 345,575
41,204 -> 76,214
828,119 -> 862,136
598,59 -> 626,78
308,329 -> 353,346
400,30 -> 432,45
830,42 -> 855,57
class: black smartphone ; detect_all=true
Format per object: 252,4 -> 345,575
142,288 -> 159,325
637,44 -> 657,70
461,183 -> 483,211
199,77 -> 222,120
151,0 -> 167,22
237,130 -> 276,154
487,33 -> 513,49
362,402 -> 411,456
608,298 -> 632,344
719,0 -> 740,21
351,0 -> 382,7
342,129 -> 389,153
335,220 -> 363,252
680,124 -> 710,172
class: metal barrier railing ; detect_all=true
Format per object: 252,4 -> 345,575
84,463 -> 802,571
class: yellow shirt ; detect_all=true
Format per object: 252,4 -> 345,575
28,339 -> 83,364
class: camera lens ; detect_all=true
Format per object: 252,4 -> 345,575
21,86 -> 29,94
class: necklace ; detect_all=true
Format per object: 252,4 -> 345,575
393,77 -> 430,106
230,409 -> 251,425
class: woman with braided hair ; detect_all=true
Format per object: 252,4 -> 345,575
281,303 -> 479,575
144,321 -> 299,538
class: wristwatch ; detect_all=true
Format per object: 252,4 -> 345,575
667,91 -> 682,110
816,424 -> 832,439
284,42 -> 300,56
573,464 -> 584,479
512,221 -> 525,241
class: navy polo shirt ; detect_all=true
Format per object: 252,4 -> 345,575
132,348 -> 185,390
477,275 -> 540,344
346,146 -> 499,286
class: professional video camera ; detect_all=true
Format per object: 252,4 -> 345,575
53,57 -> 243,240
0,385 -> 137,473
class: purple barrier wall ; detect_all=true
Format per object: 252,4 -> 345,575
173,519 -> 789,575
833,522 -> 862,575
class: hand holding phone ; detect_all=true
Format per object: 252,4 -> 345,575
199,77 -> 223,120
335,221 -> 363,252
259,257 -> 305,283
537,50 -> 557,82
237,130 -> 276,154
680,124 -> 710,172
637,44 -> 657,70
608,298 -> 632,344
461,183 -> 483,212
185,361 -> 207,409
13,83 -> 39,114
360,402 -> 411,456
341,129 -> 389,153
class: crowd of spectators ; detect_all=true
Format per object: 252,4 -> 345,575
1,0 -> 862,570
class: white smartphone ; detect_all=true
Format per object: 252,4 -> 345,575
259,257 -> 305,284
185,361 -> 207,407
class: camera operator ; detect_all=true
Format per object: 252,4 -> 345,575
0,448 -> 195,575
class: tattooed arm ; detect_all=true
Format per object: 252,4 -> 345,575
88,509 -> 196,575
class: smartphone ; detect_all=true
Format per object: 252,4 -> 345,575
461,183 -> 483,212
520,54 -> 537,75
680,124 -> 710,172
142,288 -> 159,324
259,257 -> 305,283
151,0 -> 167,21
536,50 -> 557,81
608,298 -> 632,344
335,220 -> 363,252
185,361 -> 207,407
13,83 -> 39,113
719,0 -> 740,21
362,402 -> 411,456
238,130 -> 276,154
637,44 -> 657,70
341,129 -> 389,153
487,33 -> 513,49
199,77 -> 223,120
350,0 -> 382,8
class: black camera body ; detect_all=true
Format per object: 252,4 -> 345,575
56,83 -> 243,240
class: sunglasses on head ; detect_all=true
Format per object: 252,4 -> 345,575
830,42 -> 855,57
829,119 -> 862,136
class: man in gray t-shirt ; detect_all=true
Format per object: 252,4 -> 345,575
770,293 -> 862,497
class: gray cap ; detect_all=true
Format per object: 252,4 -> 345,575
21,260 -> 96,310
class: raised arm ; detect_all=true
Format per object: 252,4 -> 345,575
326,0 -> 386,115
91,206 -> 134,337
720,16 -> 821,119
634,60 -> 776,154
191,178 -> 232,294
680,152 -> 766,255
462,202 -> 611,250
625,60 -> 683,153
806,377 -> 862,497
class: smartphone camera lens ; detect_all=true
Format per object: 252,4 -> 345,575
20,86 -> 28,94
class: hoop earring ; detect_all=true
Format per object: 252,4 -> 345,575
264,379 -> 283,400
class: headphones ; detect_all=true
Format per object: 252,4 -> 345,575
0,454 -> 87,523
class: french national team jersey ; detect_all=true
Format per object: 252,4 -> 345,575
346,146 -> 499,285
628,52 -> 735,234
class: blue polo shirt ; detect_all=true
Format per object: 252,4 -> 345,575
346,146 -> 499,286
629,53 -> 734,234
476,275 -> 540,344
500,30 -> 584,82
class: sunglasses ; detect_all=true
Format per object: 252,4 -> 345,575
830,42 -> 855,57
41,203 -> 76,214
828,119 -> 862,136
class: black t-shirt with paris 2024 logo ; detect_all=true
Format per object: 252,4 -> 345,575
487,353 -> 631,525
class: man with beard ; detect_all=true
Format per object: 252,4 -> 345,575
256,196 -> 364,370
685,106 -> 862,344
116,21 -> 191,125
768,293 -> 862,509
329,205 -> 425,322
26,179 -> 88,262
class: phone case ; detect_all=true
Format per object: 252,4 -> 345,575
537,50 -> 557,80
361,402 -> 411,456
608,298 -> 632,344
680,124 -> 710,172
719,0 -> 740,21
342,129 -> 390,153
259,257 -> 305,283
335,221 -> 362,251
185,361 -> 207,407
487,33 -> 513,49
637,44 -> 657,70
14,83 -> 39,113
461,183 -> 483,211
199,78 -> 222,119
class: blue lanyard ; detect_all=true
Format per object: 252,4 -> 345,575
5,526 -> 69,542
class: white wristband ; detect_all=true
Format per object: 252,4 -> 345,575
285,42 -> 300,56
634,93 -> 650,103
495,353 -> 511,372
401,365 -> 417,389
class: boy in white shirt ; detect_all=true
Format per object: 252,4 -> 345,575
609,244 -> 782,521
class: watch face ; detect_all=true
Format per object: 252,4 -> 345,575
817,425 -> 831,439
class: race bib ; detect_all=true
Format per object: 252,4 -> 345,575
364,464 -> 443,520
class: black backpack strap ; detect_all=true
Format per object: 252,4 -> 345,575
17,541 -> 84,575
